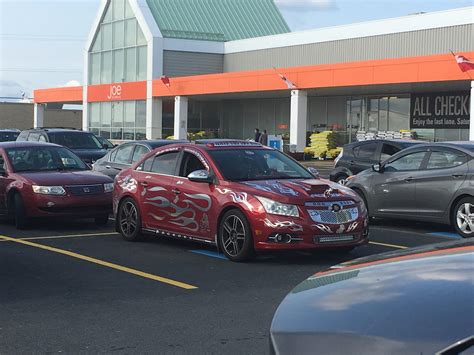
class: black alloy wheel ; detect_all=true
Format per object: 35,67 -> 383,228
118,198 -> 142,241
218,209 -> 254,262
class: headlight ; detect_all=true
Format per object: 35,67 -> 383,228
104,183 -> 114,193
256,196 -> 299,217
32,185 -> 66,195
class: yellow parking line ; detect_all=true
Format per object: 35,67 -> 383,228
0,232 -> 118,242
369,241 -> 408,249
0,235 -> 197,290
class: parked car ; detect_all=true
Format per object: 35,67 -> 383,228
95,135 -> 115,150
113,140 -> 368,261
270,239 -> 474,355
0,142 -> 113,229
93,139 -> 187,179
330,139 -> 421,184
0,129 -> 20,142
346,142 -> 474,237
17,128 -> 108,164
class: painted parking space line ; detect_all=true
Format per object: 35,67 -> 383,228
427,232 -> 461,239
189,250 -> 228,260
369,241 -> 408,249
0,235 -> 197,290
0,232 -> 119,242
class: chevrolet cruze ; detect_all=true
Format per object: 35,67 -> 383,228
113,140 -> 369,261
0,142 -> 113,229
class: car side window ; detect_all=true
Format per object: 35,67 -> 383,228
353,142 -> 378,159
132,145 -> 150,163
380,144 -> 400,161
150,151 -> 180,175
179,152 -> 206,177
17,131 -> 29,141
38,135 -> 47,142
27,132 -> 40,141
0,154 -> 5,172
426,150 -> 467,170
113,144 -> 134,164
384,151 -> 427,172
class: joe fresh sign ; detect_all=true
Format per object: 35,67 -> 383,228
410,92 -> 470,129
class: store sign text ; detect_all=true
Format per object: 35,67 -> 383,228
107,85 -> 122,100
410,92 -> 470,129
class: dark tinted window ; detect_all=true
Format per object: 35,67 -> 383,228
380,144 -> 400,161
17,131 -> 29,141
113,144 -> 134,164
179,152 -> 206,177
384,151 -> 427,172
353,142 -> 378,159
0,155 -> 5,171
0,132 -> 19,142
132,145 -> 149,163
48,132 -> 102,149
6,146 -> 87,172
209,149 -> 312,181
427,151 -> 467,169
151,152 -> 179,175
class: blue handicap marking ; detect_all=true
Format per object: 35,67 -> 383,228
189,250 -> 228,260
427,232 -> 461,239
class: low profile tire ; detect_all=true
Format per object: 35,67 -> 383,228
453,197 -> 474,238
94,214 -> 109,226
13,193 -> 28,230
218,209 -> 254,262
118,198 -> 142,241
334,173 -> 349,185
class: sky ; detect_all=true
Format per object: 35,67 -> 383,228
0,0 -> 472,101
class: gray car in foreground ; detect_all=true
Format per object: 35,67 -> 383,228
346,142 -> 474,237
270,240 -> 474,355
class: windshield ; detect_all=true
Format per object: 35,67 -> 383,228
6,146 -> 88,172
0,132 -> 19,142
209,149 -> 313,181
48,132 -> 102,150
96,135 -> 114,149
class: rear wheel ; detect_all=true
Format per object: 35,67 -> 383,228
13,193 -> 28,229
118,198 -> 142,241
218,209 -> 254,262
334,173 -> 348,185
453,197 -> 474,238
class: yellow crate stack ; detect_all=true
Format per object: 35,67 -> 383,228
304,131 -> 342,159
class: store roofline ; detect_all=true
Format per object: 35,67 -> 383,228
33,52 -> 474,104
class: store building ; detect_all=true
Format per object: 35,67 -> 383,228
34,1 -> 474,151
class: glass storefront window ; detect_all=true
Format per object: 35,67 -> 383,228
388,96 -> 409,131
103,2 -> 112,22
101,51 -> 112,84
379,97 -> 389,131
90,53 -> 101,84
101,102 -> 112,129
112,101 -> 124,128
136,101 -> 146,128
113,0 -> 125,21
367,98 -> 378,132
137,24 -> 146,45
124,101 -> 135,127
89,103 -> 101,127
137,46 -> 147,81
125,19 -> 137,47
113,49 -> 124,82
125,47 -> 136,82
102,23 -> 112,51
125,0 -> 134,18
113,21 -> 124,49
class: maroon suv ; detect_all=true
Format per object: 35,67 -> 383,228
0,142 -> 113,229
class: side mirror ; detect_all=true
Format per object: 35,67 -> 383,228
372,163 -> 383,173
307,167 -> 320,178
188,169 -> 213,184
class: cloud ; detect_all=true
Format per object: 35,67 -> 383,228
275,0 -> 339,11
61,80 -> 81,87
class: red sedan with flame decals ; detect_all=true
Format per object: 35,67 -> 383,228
113,140 -> 368,261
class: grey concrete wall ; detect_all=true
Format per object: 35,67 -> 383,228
163,50 -> 224,77
224,24 -> 474,72
0,102 -> 82,130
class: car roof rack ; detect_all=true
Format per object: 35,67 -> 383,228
26,127 -> 83,131
195,139 -> 263,147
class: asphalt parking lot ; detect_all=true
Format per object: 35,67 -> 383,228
0,214 -> 461,354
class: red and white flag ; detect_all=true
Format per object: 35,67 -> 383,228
161,76 -> 171,87
273,68 -> 296,89
454,54 -> 474,72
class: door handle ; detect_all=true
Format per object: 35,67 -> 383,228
105,165 -> 111,169
404,177 -> 414,182
140,182 -> 148,187
452,174 -> 464,178
172,188 -> 181,194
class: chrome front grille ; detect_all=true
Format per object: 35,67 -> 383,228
307,206 -> 359,224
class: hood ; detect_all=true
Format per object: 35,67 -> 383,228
20,170 -> 113,185
270,240 -> 474,355
70,149 -> 107,163
237,178 -> 360,204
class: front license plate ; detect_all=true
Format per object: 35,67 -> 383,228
314,235 -> 355,244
